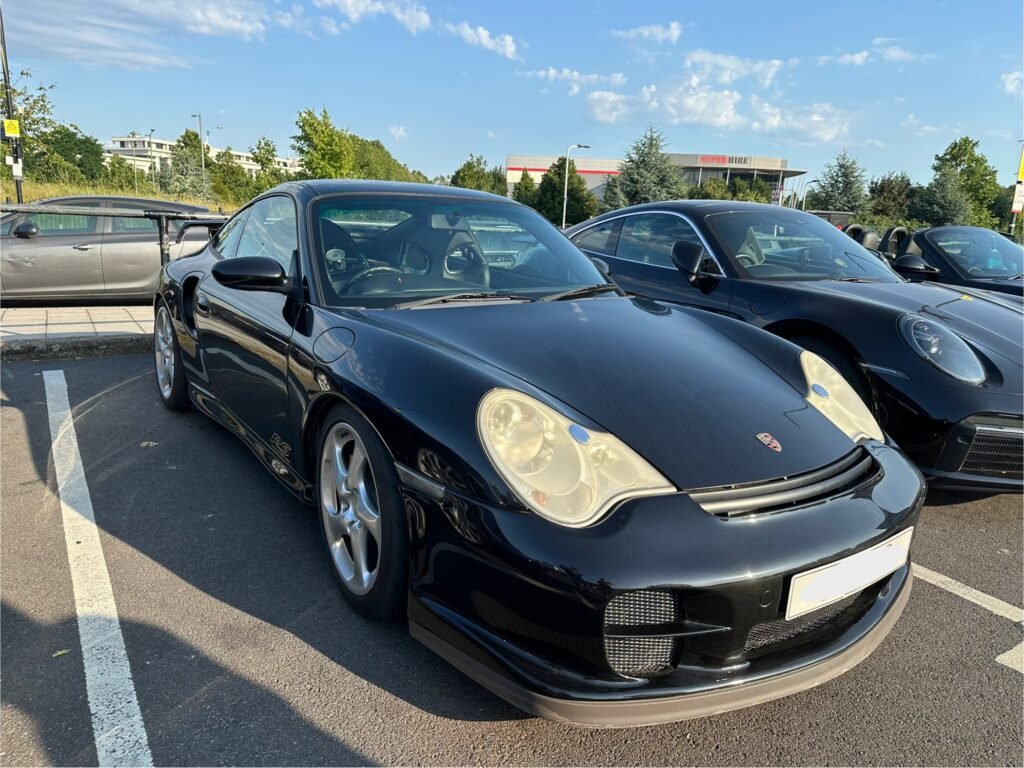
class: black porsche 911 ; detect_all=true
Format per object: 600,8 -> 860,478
878,225 -> 1024,297
154,181 -> 924,726
567,201 -> 1024,493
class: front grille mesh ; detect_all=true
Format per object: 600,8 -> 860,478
604,590 -> 679,677
961,430 -> 1024,478
744,592 -> 860,655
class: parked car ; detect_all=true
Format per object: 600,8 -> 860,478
0,196 -> 210,302
154,180 -> 924,726
566,201 -> 1023,493
883,225 -> 1024,296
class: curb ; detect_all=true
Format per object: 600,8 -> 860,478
0,334 -> 151,361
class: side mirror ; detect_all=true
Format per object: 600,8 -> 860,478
590,256 -> 611,276
13,222 -> 38,239
671,240 -> 704,284
892,254 -> 940,279
212,256 -> 292,293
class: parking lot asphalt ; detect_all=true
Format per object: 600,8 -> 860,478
1,353 -> 1022,767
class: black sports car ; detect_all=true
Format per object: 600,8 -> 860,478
877,225 -> 1024,296
567,201 -> 1024,493
154,181 -> 923,726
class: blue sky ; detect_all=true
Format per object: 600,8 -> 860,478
6,0 -> 1023,185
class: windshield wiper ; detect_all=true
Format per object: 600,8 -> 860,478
824,277 -> 875,283
541,284 -> 621,302
390,292 -> 536,310
1006,273 -> 1024,280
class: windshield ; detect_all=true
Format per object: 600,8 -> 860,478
311,195 -> 608,307
925,227 -> 1023,278
705,209 -> 901,283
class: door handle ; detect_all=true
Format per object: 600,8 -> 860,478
72,243 -> 94,251
195,293 -> 210,314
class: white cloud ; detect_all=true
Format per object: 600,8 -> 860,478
586,90 -> 632,124
864,138 -> 887,148
443,21 -> 518,60
273,5 -> 347,37
660,76 -> 745,128
312,0 -> 430,33
4,0 -> 272,68
611,21 -> 681,45
387,125 -> 407,141
749,96 -> 850,143
872,36 -> 900,46
837,50 -> 871,65
683,49 -> 790,87
876,45 -> 935,62
487,130 -> 497,140
1001,70 -> 1023,97
519,67 -> 627,95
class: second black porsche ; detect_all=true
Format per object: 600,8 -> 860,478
568,201 -> 1024,493
154,181 -> 924,726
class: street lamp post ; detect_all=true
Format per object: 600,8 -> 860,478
147,128 -> 155,179
130,131 -> 138,193
802,178 -> 819,211
562,143 -> 590,229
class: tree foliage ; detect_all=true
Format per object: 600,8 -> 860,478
909,165 -> 971,226
932,137 -> 1000,228
292,108 -> 355,179
168,130 -> 211,200
533,156 -> 598,226
809,150 -> 867,212
512,169 -> 537,207
618,127 -> 684,205
690,177 -> 729,200
600,174 -> 625,212
210,149 -> 254,206
450,154 -> 506,195
866,171 -> 913,222
101,155 -> 137,191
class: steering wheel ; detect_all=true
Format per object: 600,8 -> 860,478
445,243 -> 490,287
339,266 -> 404,294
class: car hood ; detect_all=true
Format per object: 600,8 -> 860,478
783,280 -> 1023,369
367,296 -> 857,489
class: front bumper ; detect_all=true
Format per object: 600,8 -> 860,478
401,442 -> 924,726
910,415 -> 1023,493
411,568 -> 911,727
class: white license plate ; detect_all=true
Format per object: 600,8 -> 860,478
786,527 -> 913,620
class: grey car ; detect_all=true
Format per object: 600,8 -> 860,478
0,196 -> 211,302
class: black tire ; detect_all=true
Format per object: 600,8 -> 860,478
153,301 -> 190,411
790,335 -> 873,406
315,403 -> 408,619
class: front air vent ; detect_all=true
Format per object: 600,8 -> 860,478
688,446 -> 879,518
960,427 -> 1023,478
603,590 -> 680,677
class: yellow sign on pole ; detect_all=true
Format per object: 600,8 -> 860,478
2,119 -> 19,138
1017,146 -> 1024,183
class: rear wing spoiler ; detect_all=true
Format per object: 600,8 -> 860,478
175,218 -> 227,243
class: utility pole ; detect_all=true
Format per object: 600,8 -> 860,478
0,1 -> 23,203
561,143 -> 589,229
131,131 -> 138,193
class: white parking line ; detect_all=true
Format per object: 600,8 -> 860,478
914,563 -> 1024,675
43,370 -> 153,768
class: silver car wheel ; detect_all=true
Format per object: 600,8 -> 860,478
154,305 -> 175,399
319,423 -> 381,596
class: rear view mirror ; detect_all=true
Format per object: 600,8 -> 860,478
212,256 -> 292,293
671,241 -> 704,284
892,254 -> 940,279
13,222 -> 38,239
590,257 -> 610,276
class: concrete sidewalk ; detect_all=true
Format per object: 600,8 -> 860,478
0,306 -> 153,359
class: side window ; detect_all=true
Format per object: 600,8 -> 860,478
212,210 -> 248,258
23,213 -> 98,237
235,196 -> 298,270
1,216 -> 14,236
571,219 -> 621,256
616,213 -> 720,274
110,216 -> 159,234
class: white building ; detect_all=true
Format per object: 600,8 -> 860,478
104,133 -> 301,177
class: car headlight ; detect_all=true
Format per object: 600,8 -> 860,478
800,351 -> 884,443
898,313 -> 986,385
477,388 -> 675,527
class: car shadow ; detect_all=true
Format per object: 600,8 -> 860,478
0,601 -> 375,766
0,357 -> 527,739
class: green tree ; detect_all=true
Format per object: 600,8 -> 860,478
0,71 -> 60,168
810,150 -> 867,212
866,171 -> 913,223
730,177 -> 771,203
38,124 -> 104,181
249,136 -> 286,192
210,149 -> 254,206
29,150 -> 86,184
533,156 -> 598,226
450,154 -> 495,192
932,137 -> 1000,228
292,108 -> 354,179
618,126 -> 684,205
512,169 -> 537,207
169,130 -> 211,200
101,155 -> 137,191
909,166 -> 971,226
600,174 -> 625,212
487,165 -> 508,196
690,177 -> 730,200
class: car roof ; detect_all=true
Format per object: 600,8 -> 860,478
36,195 -> 209,212
267,179 -> 512,203
611,199 -> 796,216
